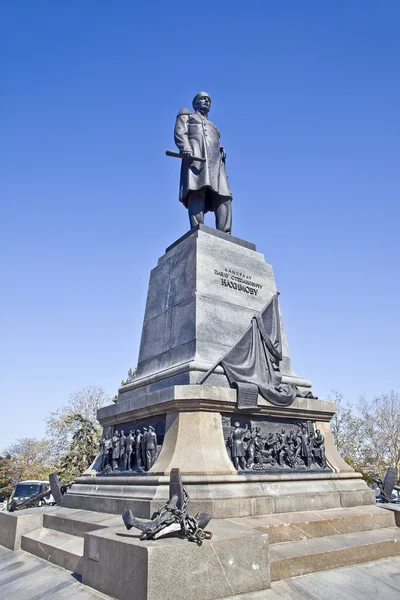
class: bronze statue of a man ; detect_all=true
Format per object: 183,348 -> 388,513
229,422 -> 248,470
174,92 -> 232,233
145,426 -> 158,471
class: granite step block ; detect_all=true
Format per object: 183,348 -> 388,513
229,505 -> 396,544
21,528 -> 84,575
43,508 -> 121,538
270,526 -> 400,581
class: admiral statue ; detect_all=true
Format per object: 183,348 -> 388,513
171,92 -> 232,233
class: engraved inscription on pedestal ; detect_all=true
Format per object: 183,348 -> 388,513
213,265 -> 263,298
222,414 -> 330,473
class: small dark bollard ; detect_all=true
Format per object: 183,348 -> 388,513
122,468 -> 213,546
8,473 -> 73,512
374,467 -> 400,503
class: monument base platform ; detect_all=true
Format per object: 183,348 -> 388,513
2,222 -> 388,597
1,381 -> 379,599
2,503 -> 400,600
76,384 -> 372,519
63,472 -> 374,519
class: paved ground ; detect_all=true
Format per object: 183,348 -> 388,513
0,546 -> 111,599
2,545 -> 400,599
228,555 -> 400,599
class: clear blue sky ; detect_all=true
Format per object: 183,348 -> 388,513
1,2 -> 399,451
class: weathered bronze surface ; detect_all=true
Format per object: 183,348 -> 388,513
170,92 -> 232,233
99,423 -> 161,473
224,417 -> 329,472
122,468 -> 213,545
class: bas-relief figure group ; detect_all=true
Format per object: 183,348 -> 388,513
100,426 -> 158,473
227,421 -> 327,472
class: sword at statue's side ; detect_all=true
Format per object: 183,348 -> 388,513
165,150 -> 206,163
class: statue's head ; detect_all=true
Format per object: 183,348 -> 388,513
149,426 -> 155,432
234,421 -> 240,428
192,92 -> 211,116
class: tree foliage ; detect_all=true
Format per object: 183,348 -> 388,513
329,390 -> 365,462
358,391 -> 400,479
45,386 -> 108,464
1,386 -> 112,490
58,414 -> 100,481
0,454 -> 14,501
120,367 -> 137,387
113,367 -> 137,402
0,438 -> 56,495
330,389 -> 400,481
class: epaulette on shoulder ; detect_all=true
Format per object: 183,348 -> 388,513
176,107 -> 191,118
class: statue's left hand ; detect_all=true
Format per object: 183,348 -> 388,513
181,150 -> 193,163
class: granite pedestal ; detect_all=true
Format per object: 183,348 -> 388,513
64,227 -> 374,519
64,385 -> 374,518
4,226 -> 378,599
121,224 -> 312,399
82,519 -> 270,600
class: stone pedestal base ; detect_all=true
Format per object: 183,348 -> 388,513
64,385 -> 376,519
97,385 -> 353,476
149,411 -> 236,475
82,519 -> 270,600
0,507 -> 46,550
121,225 -> 313,400
63,471 -> 374,519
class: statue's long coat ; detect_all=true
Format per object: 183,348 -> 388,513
112,434 -> 120,460
174,109 -> 232,211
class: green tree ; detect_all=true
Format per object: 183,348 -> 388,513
58,414 -> 100,481
45,386 -> 109,464
0,454 -> 14,501
2,438 -> 55,486
120,367 -> 137,387
113,367 -> 137,402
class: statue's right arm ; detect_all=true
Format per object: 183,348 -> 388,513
174,109 -> 192,153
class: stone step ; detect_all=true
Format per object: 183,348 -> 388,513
228,505 -> 396,544
269,526 -> 400,581
43,507 -> 121,538
21,527 -> 84,575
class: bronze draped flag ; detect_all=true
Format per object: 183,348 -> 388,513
200,293 -> 297,407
